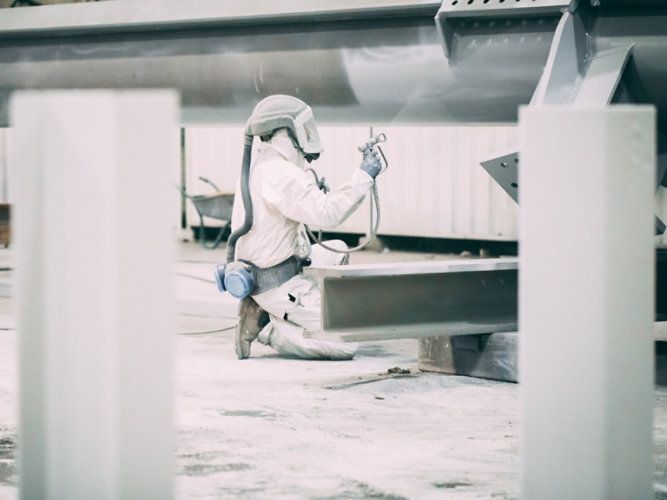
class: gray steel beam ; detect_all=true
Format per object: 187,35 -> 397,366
2,1 -> 667,126
0,0 -> 442,37
0,0 -> 558,125
306,250 -> 663,343
479,7 -> 666,235
434,0 -> 575,59
304,258 -> 518,342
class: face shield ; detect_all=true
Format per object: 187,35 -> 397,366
293,106 -> 323,155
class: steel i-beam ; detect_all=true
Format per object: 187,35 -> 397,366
304,258 -> 518,343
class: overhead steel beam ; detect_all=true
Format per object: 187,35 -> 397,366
304,258 -> 518,342
0,0 -> 442,37
0,0 -> 558,125
3,1 -> 667,127
434,0 -> 575,59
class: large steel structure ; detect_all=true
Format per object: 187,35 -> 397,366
4,1 -> 666,497
1,0 -> 666,342
0,0 -> 534,124
1,0 -> 666,343
0,0 -> 664,132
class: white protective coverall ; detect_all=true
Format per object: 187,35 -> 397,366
230,130 -> 374,359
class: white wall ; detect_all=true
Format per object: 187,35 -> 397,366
2,126 -> 665,244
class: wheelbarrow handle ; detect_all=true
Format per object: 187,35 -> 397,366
199,176 -> 221,192
174,184 -> 193,199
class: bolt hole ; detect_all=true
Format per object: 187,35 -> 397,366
452,0 -> 458,4
468,0 -> 474,4
511,182 -> 518,188
500,162 -> 508,168
514,157 -> 518,163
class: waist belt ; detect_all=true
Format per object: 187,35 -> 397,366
241,256 -> 309,295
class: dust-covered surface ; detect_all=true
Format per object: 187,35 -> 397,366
1,242 -> 667,498
174,331 -> 519,500
171,243 -> 519,498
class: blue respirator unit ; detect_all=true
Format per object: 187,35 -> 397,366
213,262 -> 255,299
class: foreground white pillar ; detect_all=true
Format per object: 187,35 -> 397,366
10,91 -> 178,499
519,106 -> 656,499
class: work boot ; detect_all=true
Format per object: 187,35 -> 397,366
234,296 -> 270,359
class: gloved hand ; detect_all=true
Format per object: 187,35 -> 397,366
359,149 -> 383,179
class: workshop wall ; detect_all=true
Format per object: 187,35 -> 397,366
1,126 -> 664,244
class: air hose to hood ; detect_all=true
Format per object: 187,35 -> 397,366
226,133 -> 254,264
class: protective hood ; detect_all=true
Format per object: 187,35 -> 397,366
246,95 -> 323,155
291,105 -> 323,155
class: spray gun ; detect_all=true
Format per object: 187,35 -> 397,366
358,132 -> 389,174
308,133 -> 388,194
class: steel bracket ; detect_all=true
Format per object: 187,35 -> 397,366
477,9 -> 667,233
435,0 -> 577,59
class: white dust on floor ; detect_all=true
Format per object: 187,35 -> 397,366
3,243 -> 667,498
174,328 -> 520,500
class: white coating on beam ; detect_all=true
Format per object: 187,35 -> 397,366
306,256 -> 518,278
10,91 -> 178,500
519,106 -> 655,498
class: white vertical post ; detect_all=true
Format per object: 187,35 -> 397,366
519,106 -> 656,499
10,91 -> 178,500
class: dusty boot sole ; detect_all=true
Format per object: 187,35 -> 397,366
234,297 -> 269,359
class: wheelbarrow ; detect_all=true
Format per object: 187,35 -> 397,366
178,177 -> 235,249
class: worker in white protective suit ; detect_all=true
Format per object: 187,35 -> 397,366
228,94 -> 383,360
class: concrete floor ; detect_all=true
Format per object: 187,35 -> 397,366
1,241 -> 667,498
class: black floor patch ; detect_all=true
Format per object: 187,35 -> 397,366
181,463 -> 252,477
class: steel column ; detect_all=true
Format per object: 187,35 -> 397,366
519,106 -> 655,498
11,91 -> 177,500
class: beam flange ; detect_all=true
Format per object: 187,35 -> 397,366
0,0 -> 442,39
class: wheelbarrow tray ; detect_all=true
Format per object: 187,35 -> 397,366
190,192 -> 234,221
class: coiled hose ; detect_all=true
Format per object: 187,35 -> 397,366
305,168 -> 381,254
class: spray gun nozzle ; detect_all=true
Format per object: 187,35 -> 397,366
358,133 -> 387,154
